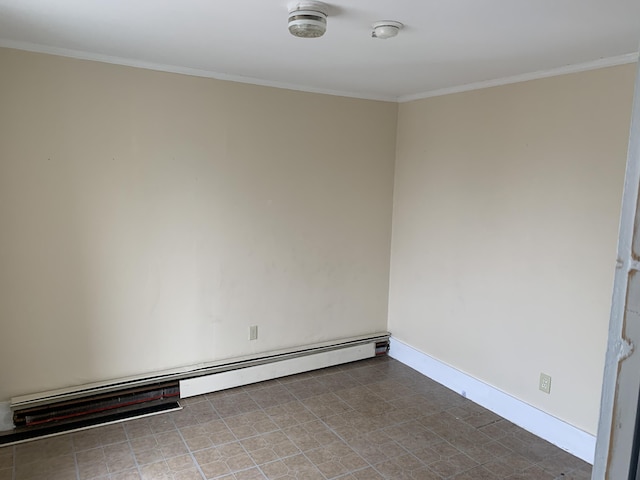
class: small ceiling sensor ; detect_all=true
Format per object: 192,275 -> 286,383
288,1 -> 329,38
372,21 -> 403,39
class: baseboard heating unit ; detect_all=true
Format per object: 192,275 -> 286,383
1,333 -> 389,445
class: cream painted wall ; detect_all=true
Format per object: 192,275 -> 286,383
389,64 -> 636,435
0,48 -> 397,402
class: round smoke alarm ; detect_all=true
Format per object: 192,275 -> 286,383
371,21 -> 403,39
288,1 -> 328,38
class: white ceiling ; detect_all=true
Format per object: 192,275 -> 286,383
0,0 -> 639,102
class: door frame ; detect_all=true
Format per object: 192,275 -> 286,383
593,57 -> 640,479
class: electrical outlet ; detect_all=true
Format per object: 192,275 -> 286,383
539,373 -> 551,394
249,325 -> 258,341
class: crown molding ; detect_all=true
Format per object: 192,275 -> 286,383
397,53 -> 639,103
0,39 -> 397,103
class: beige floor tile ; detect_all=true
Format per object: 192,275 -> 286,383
199,459 -> 231,479
73,431 -> 104,451
76,446 -> 106,466
171,467 -> 204,480
109,470 -> 142,480
134,447 -> 164,465
166,454 -> 195,471
225,451 -> 255,472
160,441 -> 190,459
139,460 -> 169,479
129,436 -> 159,454
233,467 -> 266,480
0,454 -> 13,470
78,459 -> 110,480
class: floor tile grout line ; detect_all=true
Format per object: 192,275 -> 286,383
122,421 -> 144,480
173,419 -> 209,480
71,439 -> 80,480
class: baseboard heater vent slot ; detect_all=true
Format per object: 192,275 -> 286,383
13,381 -> 179,428
4,382 -> 180,445
375,340 -> 390,356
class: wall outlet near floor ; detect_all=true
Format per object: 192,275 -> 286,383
249,325 -> 258,341
539,373 -> 552,394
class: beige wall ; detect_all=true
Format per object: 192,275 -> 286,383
0,48 -> 397,401
389,64 -> 636,434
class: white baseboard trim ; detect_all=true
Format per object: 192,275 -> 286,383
388,337 -> 596,464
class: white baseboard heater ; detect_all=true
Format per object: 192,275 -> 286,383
3,333 -> 389,445
180,334 -> 388,398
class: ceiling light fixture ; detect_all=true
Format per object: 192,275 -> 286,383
288,1 -> 328,38
371,21 -> 403,39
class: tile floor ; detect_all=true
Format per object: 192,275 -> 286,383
0,357 -> 592,480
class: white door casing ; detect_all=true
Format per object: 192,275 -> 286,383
593,57 -> 640,479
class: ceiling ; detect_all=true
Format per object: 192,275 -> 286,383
0,0 -> 639,102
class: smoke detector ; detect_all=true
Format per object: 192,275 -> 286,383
371,21 -> 403,39
288,1 -> 328,38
